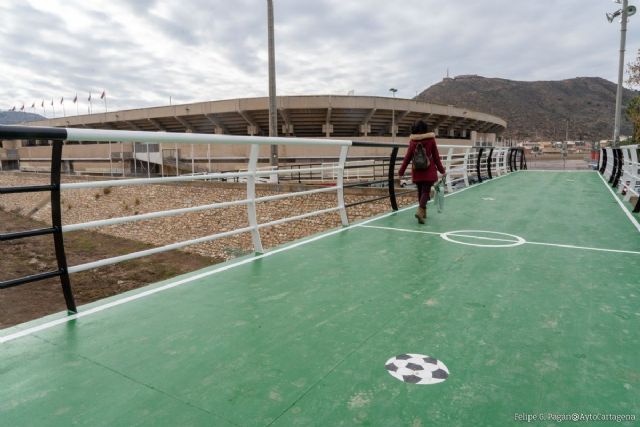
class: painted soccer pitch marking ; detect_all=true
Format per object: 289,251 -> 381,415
1,170 -> 639,426
358,225 -> 640,255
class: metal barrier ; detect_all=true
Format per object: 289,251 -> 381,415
600,145 -> 640,213
0,124 -> 522,312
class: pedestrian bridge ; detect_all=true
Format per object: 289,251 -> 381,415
0,126 -> 638,426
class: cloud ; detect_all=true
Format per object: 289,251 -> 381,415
0,0 -> 637,116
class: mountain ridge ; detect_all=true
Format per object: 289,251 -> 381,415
0,111 -> 46,125
416,75 -> 639,141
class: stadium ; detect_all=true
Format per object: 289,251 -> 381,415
1,95 -> 506,174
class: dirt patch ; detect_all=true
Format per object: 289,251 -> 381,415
0,209 -> 220,329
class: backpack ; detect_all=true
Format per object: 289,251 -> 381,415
413,142 -> 430,170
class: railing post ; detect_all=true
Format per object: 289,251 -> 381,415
51,140 -> 77,313
609,148 -> 619,184
511,149 -> 516,171
336,145 -> 350,225
387,147 -> 400,211
612,148 -> 623,188
445,148 -> 454,193
487,148 -> 494,179
476,148 -> 484,183
246,144 -> 264,253
599,148 -> 607,174
463,148 -> 470,187
501,149 -> 508,175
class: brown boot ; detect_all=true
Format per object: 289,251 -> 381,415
415,207 -> 425,224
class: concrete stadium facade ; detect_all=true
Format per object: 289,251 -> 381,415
1,95 -> 506,175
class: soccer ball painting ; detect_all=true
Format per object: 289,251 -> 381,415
384,353 -> 449,385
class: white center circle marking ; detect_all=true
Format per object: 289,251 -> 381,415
441,230 -> 526,248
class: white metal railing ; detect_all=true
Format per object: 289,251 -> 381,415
618,145 -> 640,202
0,125 -> 526,314
604,147 -> 615,181
1,127 -> 520,275
29,129 -> 352,273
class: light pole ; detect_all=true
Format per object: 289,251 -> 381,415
267,0 -> 278,168
389,88 -> 398,141
607,0 -> 635,147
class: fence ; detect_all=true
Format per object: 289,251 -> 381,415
599,145 -> 640,212
0,124 -> 526,313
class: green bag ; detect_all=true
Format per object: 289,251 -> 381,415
434,176 -> 446,213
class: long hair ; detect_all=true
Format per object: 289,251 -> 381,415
411,120 -> 430,134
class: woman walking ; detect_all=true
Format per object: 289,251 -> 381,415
398,120 -> 446,224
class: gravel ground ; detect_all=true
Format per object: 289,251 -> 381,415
0,172 -> 415,261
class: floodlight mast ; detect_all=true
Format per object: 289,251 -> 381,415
610,0 -> 630,148
267,0 -> 278,167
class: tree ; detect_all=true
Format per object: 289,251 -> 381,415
628,49 -> 640,87
626,96 -> 640,142
627,50 -> 640,141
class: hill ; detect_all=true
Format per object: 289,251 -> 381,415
0,111 -> 46,125
416,75 -> 639,141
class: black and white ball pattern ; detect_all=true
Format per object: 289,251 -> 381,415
385,353 -> 449,385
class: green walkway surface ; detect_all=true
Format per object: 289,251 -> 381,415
1,171 -> 639,426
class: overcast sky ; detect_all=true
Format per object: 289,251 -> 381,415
1,0 -> 638,117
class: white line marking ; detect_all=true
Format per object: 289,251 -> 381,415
0,172 -> 515,344
1,203 -> 421,344
597,172 -> 640,233
441,230 -> 526,248
524,170 -> 596,173
358,225 -> 442,236
526,241 -> 640,255
361,225 -> 640,255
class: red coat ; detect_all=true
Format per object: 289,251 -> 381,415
398,133 -> 446,183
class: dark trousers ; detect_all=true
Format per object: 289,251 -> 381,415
416,181 -> 435,209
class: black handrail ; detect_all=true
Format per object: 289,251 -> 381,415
612,148 -> 623,188
346,143 -> 402,212
599,148 -> 607,174
519,148 -> 527,170
0,184 -> 57,194
609,148 -> 619,184
487,148 -> 494,179
507,147 -> 515,172
0,227 -> 56,242
476,148 -> 484,183
51,140 -> 76,313
0,138 -> 76,312
388,147 -> 399,210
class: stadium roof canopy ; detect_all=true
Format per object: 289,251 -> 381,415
29,95 -> 506,139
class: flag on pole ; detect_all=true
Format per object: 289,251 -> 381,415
31,102 -> 35,108
73,94 -> 77,103
100,90 -> 106,99
51,99 -> 54,106
41,100 -> 44,108
10,106 -> 15,111
60,97 -> 64,104
20,104 -> 24,111
88,93 -> 92,101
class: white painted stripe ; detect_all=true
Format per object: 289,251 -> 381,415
0,204 -> 418,344
526,241 -> 640,255
597,172 -> 640,233
360,224 -> 640,255
358,225 -> 442,236
0,173 -> 517,343
523,170 -> 595,173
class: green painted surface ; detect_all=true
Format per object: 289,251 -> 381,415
1,171 -> 639,426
